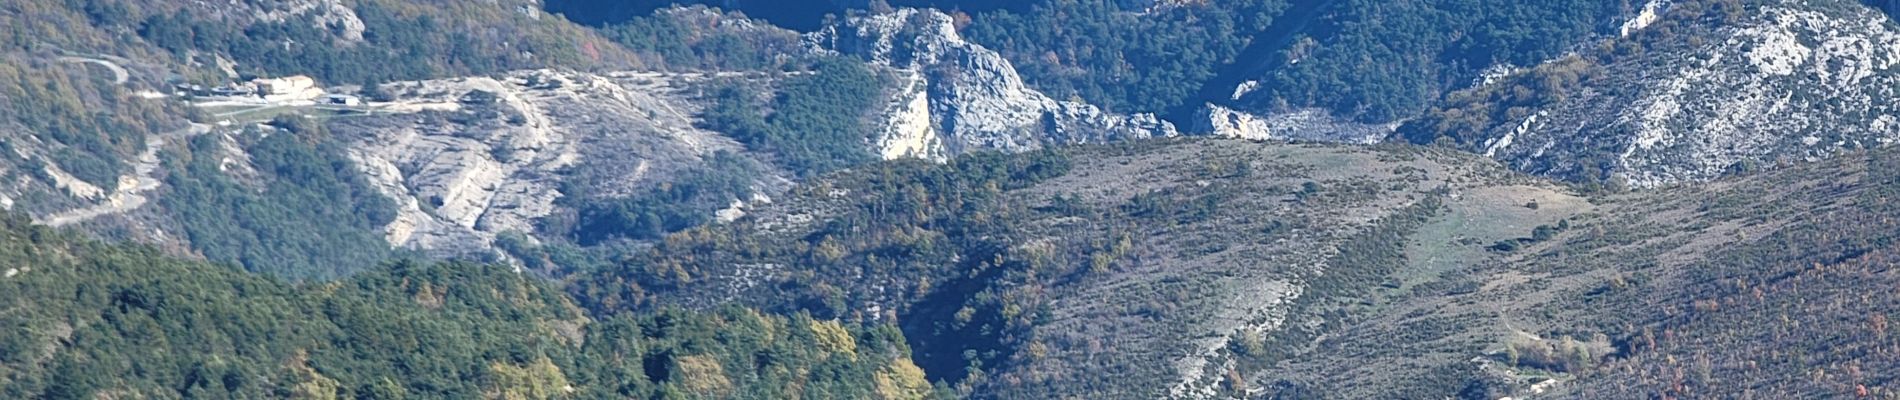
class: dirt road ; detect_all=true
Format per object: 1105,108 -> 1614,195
36,124 -> 209,227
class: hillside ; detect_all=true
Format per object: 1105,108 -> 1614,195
559,137 -> 1900,398
2,1 -> 1184,275
0,213 -> 930,399
1403,0 -> 1900,187
1241,142 -> 1900,399
565,139 -> 1560,397
8,1 -> 1900,399
0,0 -> 647,274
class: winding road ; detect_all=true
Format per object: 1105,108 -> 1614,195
32,53 -> 205,227
57,56 -> 129,84
36,124 -> 209,227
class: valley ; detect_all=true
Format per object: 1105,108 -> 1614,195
2,0 -> 1900,399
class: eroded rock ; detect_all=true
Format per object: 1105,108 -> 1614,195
811,8 -> 1178,159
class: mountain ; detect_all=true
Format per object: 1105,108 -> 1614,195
1403,0 -> 1900,187
8,0 -> 1900,399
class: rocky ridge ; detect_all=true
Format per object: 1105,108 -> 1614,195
1425,0 -> 1900,187
809,8 -> 1179,161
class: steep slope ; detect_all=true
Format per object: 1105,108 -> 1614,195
570,139 -> 1581,397
566,133 -> 1900,399
1184,0 -> 1628,138
1404,0 -> 1900,187
0,213 -> 926,399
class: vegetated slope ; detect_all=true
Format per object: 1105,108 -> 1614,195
0,213 -> 929,399
0,52 -> 187,217
592,6 -> 813,72
569,138 -> 1587,398
1549,136 -> 1900,397
571,135 -> 1900,399
0,0 -> 199,216
796,0 -> 1620,124
547,0 -> 1618,125
1402,0 -> 1900,187
158,117 -> 398,280
1225,0 -> 1627,123
119,0 -> 637,85
959,0 -> 1289,115
1233,144 -> 1900,399
544,0 -> 1029,32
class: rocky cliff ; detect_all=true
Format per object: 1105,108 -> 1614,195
1408,0 -> 1900,187
809,8 -> 1178,161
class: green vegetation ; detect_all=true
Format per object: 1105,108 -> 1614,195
566,151 -> 764,245
0,59 -> 183,195
961,0 -> 1286,114
567,140 -> 1501,397
701,57 -> 883,176
0,213 -> 928,399
572,148 -> 1076,391
3,0 -> 627,87
1245,0 -> 1624,122
1489,219 -> 1571,252
599,6 -> 809,71
158,117 -> 396,280
1545,148 -> 1900,397
139,1 -> 541,85
939,0 -> 1625,120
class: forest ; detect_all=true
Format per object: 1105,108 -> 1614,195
0,213 -> 937,399
158,117 -> 399,280
959,0 -> 1287,115
1235,0 -> 1626,122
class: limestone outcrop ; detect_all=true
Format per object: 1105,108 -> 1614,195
1420,0 -> 1900,187
810,8 -> 1178,160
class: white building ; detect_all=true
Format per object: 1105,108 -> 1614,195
252,75 -> 323,101
325,94 -> 362,106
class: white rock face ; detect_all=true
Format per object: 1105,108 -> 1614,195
1461,0 -> 1900,187
39,160 -> 104,201
875,71 -> 947,160
810,8 -> 1178,158
1621,0 -> 1671,37
1193,105 -> 1394,144
335,69 -> 778,257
